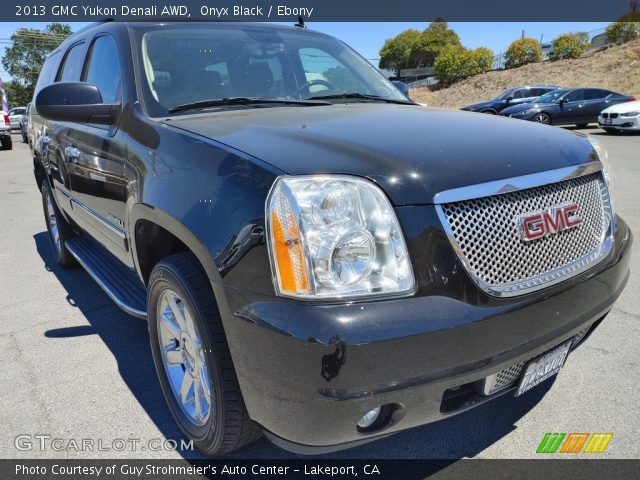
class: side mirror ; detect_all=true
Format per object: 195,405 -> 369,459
505,96 -> 514,102
35,82 -> 118,125
558,98 -> 567,105
391,80 -> 410,98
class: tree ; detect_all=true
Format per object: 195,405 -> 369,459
548,32 -> 590,61
504,37 -> 543,69
379,29 -> 422,76
434,45 -> 494,86
410,20 -> 462,67
3,81 -> 31,107
606,13 -> 640,43
2,23 -> 72,104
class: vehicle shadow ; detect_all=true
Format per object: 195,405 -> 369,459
35,230 -> 553,462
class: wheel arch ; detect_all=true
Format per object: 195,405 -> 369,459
128,204 -> 222,288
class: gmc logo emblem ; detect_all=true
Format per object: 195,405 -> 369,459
518,203 -> 582,241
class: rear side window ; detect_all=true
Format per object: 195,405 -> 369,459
584,89 -> 605,100
563,90 -> 583,102
58,43 -> 86,82
530,88 -> 548,97
83,36 -> 121,103
33,51 -> 61,98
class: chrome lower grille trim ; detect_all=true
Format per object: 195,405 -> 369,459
435,169 -> 613,297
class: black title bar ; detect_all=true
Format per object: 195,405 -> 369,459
5,459 -> 640,480
7,0 -> 636,22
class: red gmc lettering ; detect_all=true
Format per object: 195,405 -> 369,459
521,204 -> 582,241
523,214 -> 545,240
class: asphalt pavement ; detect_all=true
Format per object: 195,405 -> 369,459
0,126 -> 638,460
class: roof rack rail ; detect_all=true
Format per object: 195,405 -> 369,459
73,18 -> 114,36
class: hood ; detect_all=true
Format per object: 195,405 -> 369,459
461,100 -> 502,111
165,104 -> 596,206
601,99 -> 640,114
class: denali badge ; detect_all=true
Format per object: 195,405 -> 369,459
517,203 -> 582,241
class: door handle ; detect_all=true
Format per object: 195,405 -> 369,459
65,146 -> 80,164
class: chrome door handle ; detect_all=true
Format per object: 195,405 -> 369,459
65,146 -> 80,163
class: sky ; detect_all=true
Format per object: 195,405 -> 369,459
0,21 -> 611,81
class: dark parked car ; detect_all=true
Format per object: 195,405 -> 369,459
32,22 -> 631,455
501,88 -> 635,126
460,85 -> 560,115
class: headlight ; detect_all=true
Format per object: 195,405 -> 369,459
621,111 -> 640,117
587,135 -> 609,172
587,135 -> 614,210
266,175 -> 415,299
514,109 -> 531,116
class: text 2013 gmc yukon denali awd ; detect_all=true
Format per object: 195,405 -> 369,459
31,22 -> 631,455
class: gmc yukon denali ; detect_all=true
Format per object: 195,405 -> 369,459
31,22 -> 632,455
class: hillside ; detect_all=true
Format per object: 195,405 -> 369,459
410,38 -> 640,109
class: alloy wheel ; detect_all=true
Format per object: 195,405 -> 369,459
534,113 -> 550,124
157,289 -> 212,426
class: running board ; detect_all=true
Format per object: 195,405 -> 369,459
65,236 -> 147,319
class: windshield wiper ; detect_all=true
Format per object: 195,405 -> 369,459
169,97 -> 331,113
306,92 -> 415,105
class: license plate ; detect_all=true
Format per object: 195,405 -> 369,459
605,118 -> 612,125
515,340 -> 572,396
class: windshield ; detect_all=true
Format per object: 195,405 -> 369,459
135,25 -> 408,116
493,88 -> 517,101
536,90 -> 566,104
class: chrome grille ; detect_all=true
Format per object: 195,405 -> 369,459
438,172 -> 612,296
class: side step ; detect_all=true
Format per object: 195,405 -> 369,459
65,236 -> 147,319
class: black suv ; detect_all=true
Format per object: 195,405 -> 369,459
32,22 -> 631,455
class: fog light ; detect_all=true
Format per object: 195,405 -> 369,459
357,407 -> 382,429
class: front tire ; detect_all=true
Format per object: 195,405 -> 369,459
41,181 -> 77,268
533,113 -> 551,125
148,253 -> 261,455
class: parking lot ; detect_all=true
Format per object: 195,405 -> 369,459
0,126 -> 638,460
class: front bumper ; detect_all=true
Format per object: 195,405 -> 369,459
598,116 -> 640,130
215,215 -> 632,453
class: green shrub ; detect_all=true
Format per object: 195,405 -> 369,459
473,47 -> 495,73
548,32 -> 590,60
434,46 -> 494,86
504,38 -> 543,68
606,13 -> 640,44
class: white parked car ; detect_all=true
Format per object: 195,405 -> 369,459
598,100 -> 640,133
0,111 -> 12,150
8,107 -> 26,130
